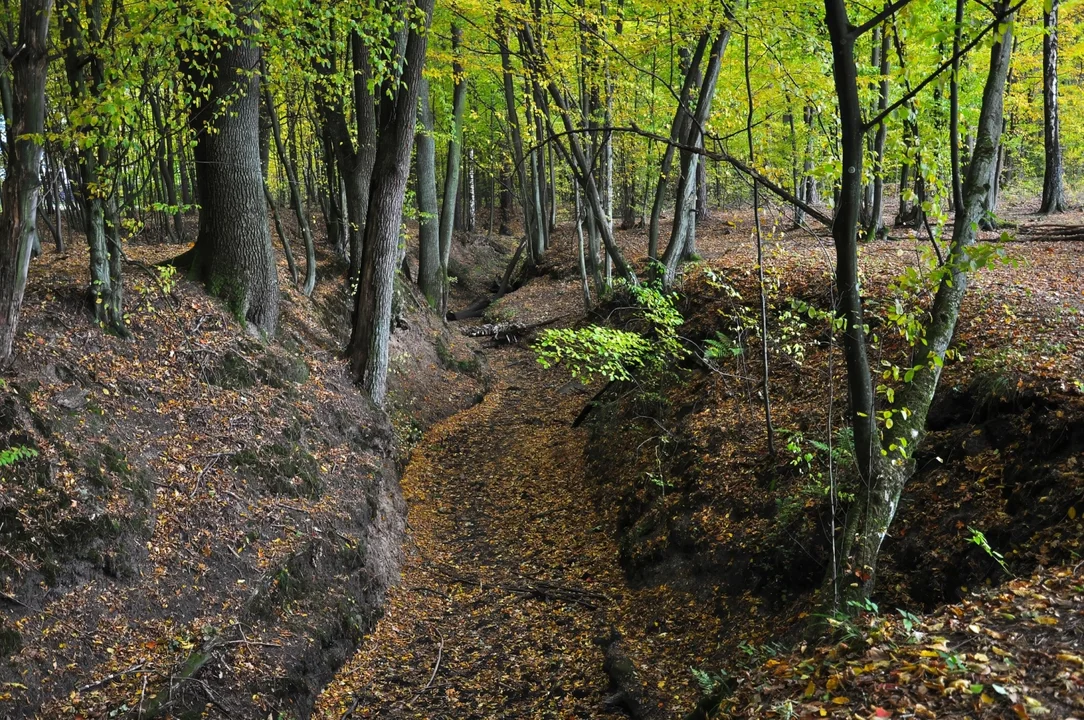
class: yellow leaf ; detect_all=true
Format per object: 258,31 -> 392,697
1035,616 -> 1058,626
1069,506 -> 1077,520
832,696 -> 850,704
804,680 -> 816,698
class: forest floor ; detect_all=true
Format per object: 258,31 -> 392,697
2,197 -> 1083,719
319,200 -> 1084,720
314,336 -> 725,720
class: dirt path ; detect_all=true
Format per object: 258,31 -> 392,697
315,340 -> 723,719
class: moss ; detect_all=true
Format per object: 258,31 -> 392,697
231,443 -> 323,499
209,350 -> 258,389
257,353 -> 310,388
968,371 -> 1021,417
435,338 -> 481,376
482,299 -> 517,324
0,623 -> 21,656
207,272 -> 248,325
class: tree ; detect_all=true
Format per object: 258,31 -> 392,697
182,0 -> 280,335
416,77 -> 442,308
823,0 -> 1016,608
1040,0 -> 1066,214
314,24 -> 378,288
348,0 -> 434,405
0,0 -> 54,365
438,23 -> 468,313
264,73 -> 317,296
60,0 -> 126,335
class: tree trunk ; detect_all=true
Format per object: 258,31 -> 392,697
416,78 -> 442,309
264,77 -> 316,296
648,34 -> 710,260
348,0 -> 434,406
660,28 -> 729,288
866,23 -> 890,241
185,0 -> 279,335
1039,0 -> 1065,214
497,15 -> 541,266
437,24 -> 467,312
316,29 -> 378,288
60,0 -> 126,333
499,171 -> 512,235
826,0 -> 1015,609
0,0 -> 54,364
147,87 -> 183,242
265,183 -> 298,287
319,125 -> 347,257
949,0 -> 964,213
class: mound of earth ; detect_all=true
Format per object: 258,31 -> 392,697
0,236 -> 482,718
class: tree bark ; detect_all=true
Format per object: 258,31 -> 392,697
949,0 -> 965,213
648,33 -> 709,260
1039,0 -> 1065,214
437,24 -> 467,312
348,0 -> 434,406
0,0 -> 55,364
660,28 -> 730,288
315,29 -> 378,288
61,0 -> 125,334
184,0 -> 279,335
866,23 -> 890,241
264,77 -> 316,296
416,78 -> 442,309
497,14 -> 542,266
826,0 -> 1015,608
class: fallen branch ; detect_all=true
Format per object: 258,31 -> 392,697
407,629 -> 445,706
77,663 -> 147,694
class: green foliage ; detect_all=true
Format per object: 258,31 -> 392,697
704,332 -> 743,359
535,280 -> 687,383
967,526 -> 1011,575
0,445 -> 38,469
690,666 -> 729,696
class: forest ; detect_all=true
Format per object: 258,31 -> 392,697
0,0 -> 1081,717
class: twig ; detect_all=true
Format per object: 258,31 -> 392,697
407,629 -> 445,706
137,673 -> 148,719
0,590 -> 30,609
77,663 -> 146,693
189,454 -> 225,499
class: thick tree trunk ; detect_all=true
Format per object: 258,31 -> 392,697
348,0 -> 433,406
1039,0 -> 1065,214
185,0 -> 279,335
416,78 -> 442,309
0,0 -> 54,364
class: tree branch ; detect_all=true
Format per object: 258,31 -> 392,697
862,0 -> 1024,132
850,0 -> 913,39
523,123 -> 834,227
